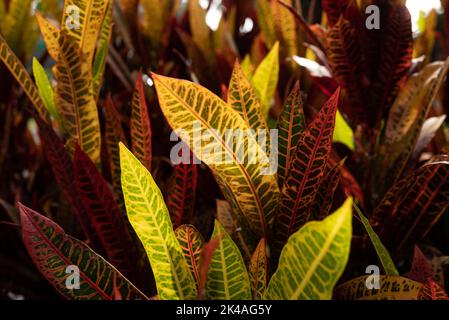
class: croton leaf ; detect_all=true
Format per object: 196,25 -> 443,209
265,197 -> 352,300
274,88 -> 340,252
407,246 -> 433,283
354,203 -> 399,276
206,220 -> 252,300
309,159 -> 343,221
36,117 -> 104,254
166,161 -> 198,228
131,72 -> 152,171
54,32 -> 102,165
228,60 -> 267,131
418,278 -> 449,300
120,143 -> 197,299
188,0 -> 214,64
322,0 -> 350,27
18,203 -> 147,300
255,0 -> 275,48
73,145 -> 135,280
334,276 -> 423,300
0,34 -> 49,120
175,225 -> 204,287
61,0 -> 110,63
35,12 -> 60,61
104,96 -> 128,215
3,0 -> 33,52
374,155 -> 449,251
32,57 -> 60,124
248,238 -> 268,300
277,81 -> 306,188
152,73 -> 279,237
252,42 -> 280,117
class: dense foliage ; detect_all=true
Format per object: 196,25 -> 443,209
1,0 -> 449,300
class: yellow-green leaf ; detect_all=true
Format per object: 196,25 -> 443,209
333,110 -> 354,150
354,202 -> 399,276
265,197 -> 353,300
152,73 -> 279,237
334,276 -> 423,300
36,12 -> 61,61
206,220 -> 252,300
252,42 -> 280,117
228,61 -> 268,131
3,0 -> 33,52
188,0 -> 214,64
241,55 -> 254,79
120,143 -> 197,300
248,238 -> 268,300
32,58 -> 60,124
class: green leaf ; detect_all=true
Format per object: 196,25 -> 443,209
120,143 -> 197,300
252,42 -> 280,117
265,197 -> 353,300
18,203 -> 147,300
32,58 -> 60,124
333,110 -> 354,150
206,220 -> 252,300
354,202 -> 399,276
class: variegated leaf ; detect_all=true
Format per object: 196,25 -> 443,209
334,276 -> 423,300
206,220 -> 252,300
18,203 -> 147,300
175,225 -> 204,287
277,81 -> 306,188
265,197 -> 352,300
248,238 -> 268,300
120,144 -> 197,299
152,73 -> 279,237
131,72 -> 152,171
274,88 -> 340,252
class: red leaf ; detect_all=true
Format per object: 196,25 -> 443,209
198,237 -> 220,299
274,88 -> 340,252
35,116 -> 104,254
408,245 -> 433,283
418,278 -> 449,300
73,145 -> 135,280
322,0 -> 350,27
131,71 -> 152,171
166,161 -> 198,228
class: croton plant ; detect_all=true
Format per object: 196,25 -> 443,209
1,0 -> 449,301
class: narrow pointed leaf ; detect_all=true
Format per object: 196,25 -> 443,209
166,162 -> 198,228
407,246 -> 432,283
375,156 -> 449,251
36,12 -> 60,61
274,88 -> 340,251
265,197 -> 353,300
120,144 -> 197,299
32,58 -> 60,124
152,73 -> 279,237
354,203 -> 399,276
334,276 -> 423,300
310,159 -> 343,220
248,238 -> 268,300
228,61 -> 267,131
252,42 -> 280,117
73,146 -> 135,280
18,203 -> 147,300
175,225 -> 204,287
131,73 -> 152,171
206,220 -> 252,300
277,82 -> 306,188
0,34 -> 48,120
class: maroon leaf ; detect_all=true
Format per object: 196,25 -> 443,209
322,0 -> 350,27
73,145 -> 136,280
418,278 -> 449,300
408,246 -> 433,283
274,88 -> 340,252
166,161 -> 198,228
131,71 -> 152,171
